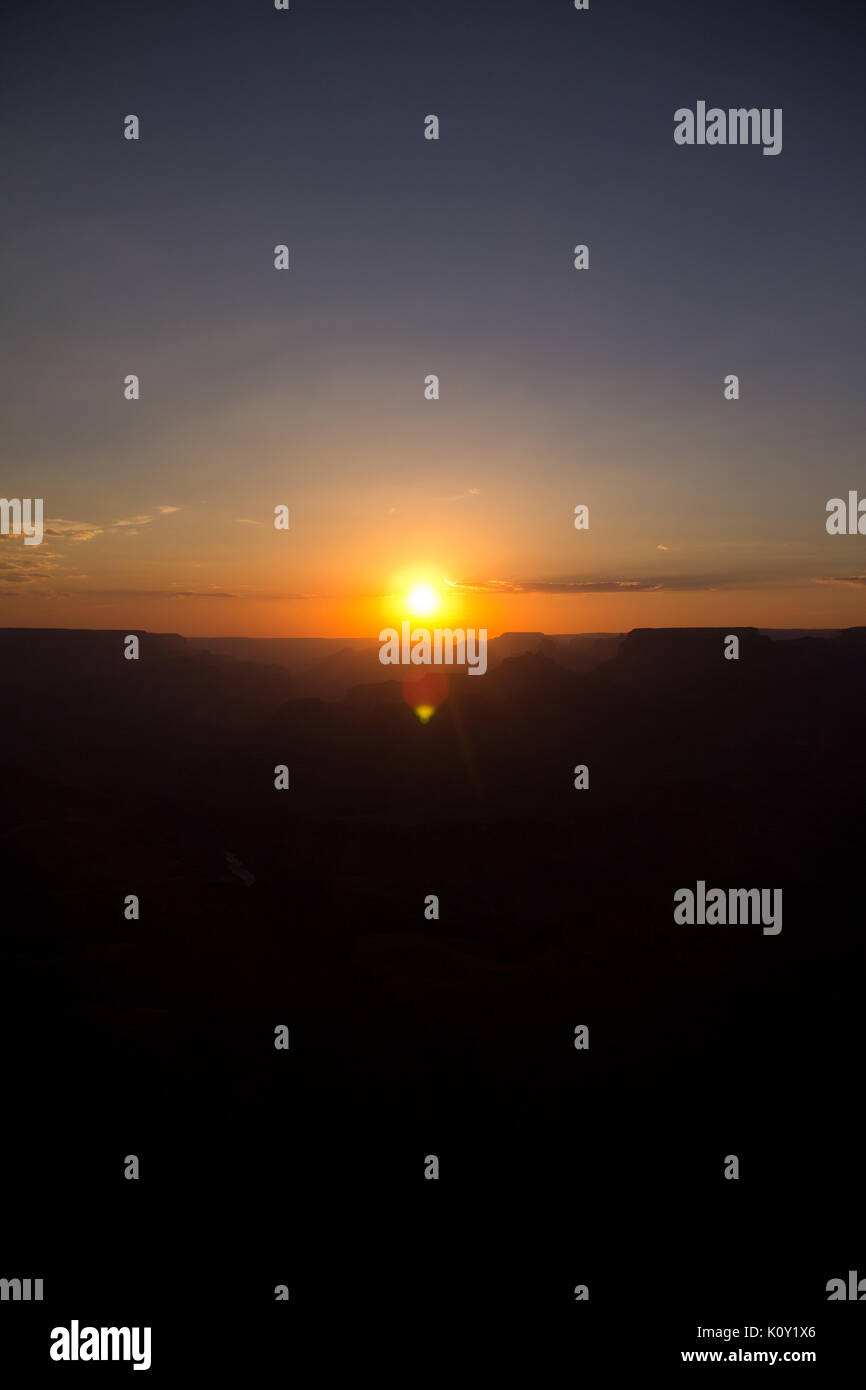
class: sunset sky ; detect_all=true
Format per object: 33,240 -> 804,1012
2,0 -> 865,637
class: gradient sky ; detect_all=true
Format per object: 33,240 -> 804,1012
2,0 -> 865,636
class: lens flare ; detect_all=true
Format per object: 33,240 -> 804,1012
402,670 -> 449,723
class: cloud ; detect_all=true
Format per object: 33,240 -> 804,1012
42,519 -> 103,542
444,573 -> 787,595
158,590 -> 234,599
3,512 -> 176,541
236,517 -> 263,525
817,575 -> 866,587
657,544 -> 670,551
446,577 -> 665,595
0,547 -> 61,584
439,488 -> 481,502
48,588 -> 237,600
112,507 -> 180,530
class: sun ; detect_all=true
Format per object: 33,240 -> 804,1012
406,583 -> 440,618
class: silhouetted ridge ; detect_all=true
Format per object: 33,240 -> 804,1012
486,651 -> 581,699
607,627 -> 770,688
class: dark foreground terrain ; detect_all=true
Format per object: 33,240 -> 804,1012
1,626 -> 863,1368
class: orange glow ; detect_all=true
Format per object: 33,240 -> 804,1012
4,582 -> 866,637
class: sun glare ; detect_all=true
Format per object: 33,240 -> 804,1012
406,583 -> 439,618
